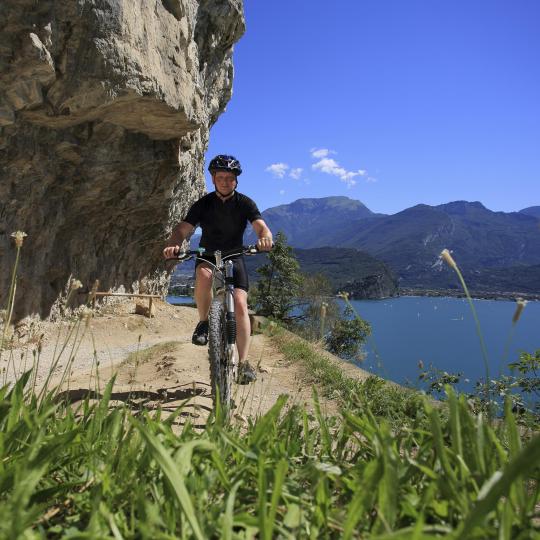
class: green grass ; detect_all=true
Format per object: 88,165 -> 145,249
266,323 -> 427,426
0,371 -> 539,538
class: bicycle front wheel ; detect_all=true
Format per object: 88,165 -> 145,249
208,299 -> 234,410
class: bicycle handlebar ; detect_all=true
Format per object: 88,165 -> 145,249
165,244 -> 268,263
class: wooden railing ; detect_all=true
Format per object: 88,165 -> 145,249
87,281 -> 161,317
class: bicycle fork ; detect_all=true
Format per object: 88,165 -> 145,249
224,260 -> 238,379
224,260 -> 236,345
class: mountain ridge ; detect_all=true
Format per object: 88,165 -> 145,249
520,206 -> 540,219
252,196 -> 540,293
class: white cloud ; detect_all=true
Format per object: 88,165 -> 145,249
312,157 -> 367,188
265,163 -> 289,178
310,148 -> 335,159
289,167 -> 303,179
279,189 -> 285,195
267,150 -> 375,188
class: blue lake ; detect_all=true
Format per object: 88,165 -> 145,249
346,296 -> 539,389
167,295 -> 539,392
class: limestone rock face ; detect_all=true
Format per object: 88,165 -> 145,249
0,0 -> 245,318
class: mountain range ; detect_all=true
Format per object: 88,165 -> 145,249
245,197 -> 540,294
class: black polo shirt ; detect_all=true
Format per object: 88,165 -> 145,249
183,191 -> 262,251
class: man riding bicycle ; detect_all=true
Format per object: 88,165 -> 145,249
163,155 -> 273,384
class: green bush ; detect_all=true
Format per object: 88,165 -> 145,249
324,305 -> 371,361
254,232 -> 303,321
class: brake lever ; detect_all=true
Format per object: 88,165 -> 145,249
165,252 -> 192,262
245,243 -> 274,255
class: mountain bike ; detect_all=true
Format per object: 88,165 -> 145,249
168,245 -> 263,411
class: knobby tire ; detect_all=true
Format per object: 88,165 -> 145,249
208,299 -> 233,410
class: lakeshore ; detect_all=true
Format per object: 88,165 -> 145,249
398,287 -> 540,302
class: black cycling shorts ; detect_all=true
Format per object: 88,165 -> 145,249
195,255 -> 249,292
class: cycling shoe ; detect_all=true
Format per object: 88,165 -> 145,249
192,320 -> 209,346
237,362 -> 257,384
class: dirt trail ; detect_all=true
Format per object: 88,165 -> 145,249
6,300 -> 343,426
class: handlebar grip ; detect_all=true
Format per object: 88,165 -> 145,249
245,243 -> 274,255
165,250 -> 189,262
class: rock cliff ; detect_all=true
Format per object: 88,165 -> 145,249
0,0 -> 245,319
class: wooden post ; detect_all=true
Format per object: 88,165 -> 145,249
148,297 -> 153,318
90,280 -> 100,309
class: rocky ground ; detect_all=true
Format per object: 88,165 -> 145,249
2,300 -> 369,427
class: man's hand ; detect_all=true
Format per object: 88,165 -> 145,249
163,245 -> 180,259
256,237 -> 273,252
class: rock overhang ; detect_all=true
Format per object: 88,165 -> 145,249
0,0 -> 245,319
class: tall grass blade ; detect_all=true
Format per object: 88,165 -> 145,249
222,481 -> 241,540
447,386 -> 463,457
265,458 -> 288,540
457,434 -> 540,538
1,241 -> 22,360
312,387 -> 332,455
257,453 -> 267,538
250,394 -> 288,446
174,439 -> 215,476
375,421 -> 399,532
503,399 -> 527,521
440,250 -> 491,410
343,460 -> 382,538
132,418 -> 205,540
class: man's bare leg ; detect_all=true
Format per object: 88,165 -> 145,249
194,265 -> 213,321
233,288 -> 251,363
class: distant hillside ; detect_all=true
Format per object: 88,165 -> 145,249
461,264 -> 540,294
255,198 -> 540,293
245,246 -> 398,299
520,206 -> 540,219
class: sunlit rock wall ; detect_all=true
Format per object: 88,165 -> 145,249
0,0 -> 245,318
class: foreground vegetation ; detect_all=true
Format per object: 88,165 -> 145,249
0,365 -> 539,538
1,232 -> 539,537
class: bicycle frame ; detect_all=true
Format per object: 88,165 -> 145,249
207,252 -> 238,377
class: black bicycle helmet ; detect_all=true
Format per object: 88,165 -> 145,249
208,154 -> 242,176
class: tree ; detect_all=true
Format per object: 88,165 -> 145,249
253,232 -> 303,320
324,305 -> 371,361
292,273 -> 339,341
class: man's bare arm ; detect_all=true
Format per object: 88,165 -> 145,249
251,219 -> 273,251
163,221 -> 195,258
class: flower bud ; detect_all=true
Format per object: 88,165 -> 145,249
10,231 -> 28,248
512,297 -> 527,324
440,249 -> 457,270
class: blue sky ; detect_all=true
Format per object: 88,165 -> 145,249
206,0 -> 540,215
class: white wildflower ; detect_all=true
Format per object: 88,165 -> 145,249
10,231 -> 27,248
440,249 -> 457,270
